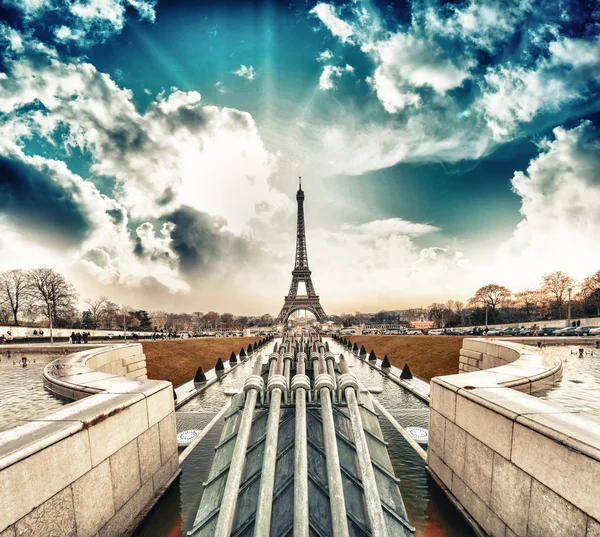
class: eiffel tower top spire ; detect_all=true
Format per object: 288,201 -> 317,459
294,176 -> 308,270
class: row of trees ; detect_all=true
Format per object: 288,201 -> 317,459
0,269 -> 79,328
445,270 -> 600,327
0,268 -> 276,331
328,270 -> 600,329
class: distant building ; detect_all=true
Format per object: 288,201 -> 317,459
410,313 -> 434,330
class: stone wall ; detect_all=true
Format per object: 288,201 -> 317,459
0,344 -> 179,537
429,338 -> 600,537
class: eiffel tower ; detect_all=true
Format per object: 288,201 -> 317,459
276,178 -> 326,324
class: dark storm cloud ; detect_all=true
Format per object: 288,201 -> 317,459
0,154 -> 91,245
162,206 -> 254,274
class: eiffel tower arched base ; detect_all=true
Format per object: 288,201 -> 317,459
276,298 -> 326,324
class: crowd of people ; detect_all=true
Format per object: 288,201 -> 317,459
70,331 -> 91,344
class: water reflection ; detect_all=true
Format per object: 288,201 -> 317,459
0,352 -> 70,433
535,345 -> 600,417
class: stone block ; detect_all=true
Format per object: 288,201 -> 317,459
89,352 -> 113,369
527,480 -> 587,537
128,368 -> 148,380
109,439 -> 141,511
72,460 -> 115,537
463,434 -> 493,504
138,425 -> 161,484
498,345 -> 519,364
14,487 -> 76,537
428,449 -> 452,489
430,381 -> 456,421
460,349 -> 483,361
152,452 -> 179,493
517,410 -> 600,462
455,394 -> 513,459
512,422 -> 600,521
122,356 -> 144,368
444,421 -> 466,477
127,361 -> 146,373
88,399 -> 149,466
481,354 -> 503,371
467,358 -> 480,367
428,409 -> 446,458
98,479 -> 154,537
0,430 -> 91,532
452,476 -> 506,537
490,453 -> 531,537
118,346 -> 140,360
158,413 -> 177,464
463,339 -> 488,353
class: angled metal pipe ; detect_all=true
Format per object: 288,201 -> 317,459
338,355 -> 389,537
315,359 -> 350,537
292,355 -> 310,537
213,357 -> 264,537
254,358 -> 286,537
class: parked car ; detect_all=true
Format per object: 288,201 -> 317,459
576,326 -> 599,336
554,327 -> 579,336
428,329 -> 444,335
487,328 -> 503,336
590,327 -> 600,335
519,328 -> 534,336
500,327 -> 521,336
538,327 -> 558,336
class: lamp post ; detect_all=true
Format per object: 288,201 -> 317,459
485,303 -> 488,328
567,287 -> 572,327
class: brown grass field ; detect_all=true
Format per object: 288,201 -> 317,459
142,337 -> 263,387
344,335 -> 465,381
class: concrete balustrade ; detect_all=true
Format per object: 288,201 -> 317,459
429,338 -> 600,537
0,344 -> 179,537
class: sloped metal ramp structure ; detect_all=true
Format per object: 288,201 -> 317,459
188,335 -> 414,537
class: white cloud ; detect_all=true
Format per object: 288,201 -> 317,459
0,32 -> 293,298
310,218 -> 470,310
317,49 -> 334,62
215,81 -> 226,94
495,121 -> 600,287
424,0 -> 533,52
318,64 -> 354,90
339,218 -> 438,237
6,0 -> 156,43
233,64 -> 256,81
310,3 -> 355,44
55,26 -> 86,42
480,35 -> 600,139
368,32 -> 473,112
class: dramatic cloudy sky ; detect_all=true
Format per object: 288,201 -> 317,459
0,0 -> 599,315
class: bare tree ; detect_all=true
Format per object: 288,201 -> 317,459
541,271 -> 575,319
85,296 -> 108,329
468,284 -> 512,324
26,268 -> 79,328
150,310 -> 169,331
514,290 -> 541,320
580,270 -> 600,316
0,269 -> 29,325
428,302 -> 451,328
99,301 -> 121,329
